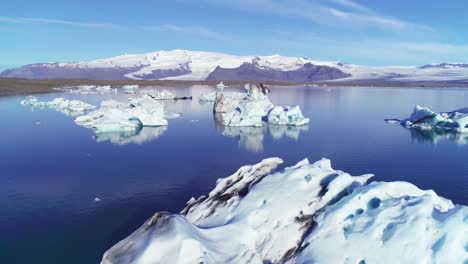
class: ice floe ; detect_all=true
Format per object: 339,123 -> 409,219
142,89 -> 176,100
20,96 -> 96,116
75,95 -> 169,133
59,85 -> 118,95
389,105 -> 468,133
221,84 -> 309,127
265,105 -> 310,126
122,85 -> 139,94
101,158 -> 467,264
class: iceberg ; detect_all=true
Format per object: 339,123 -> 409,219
265,105 -> 310,126
142,89 -> 176,100
122,85 -> 139,94
221,84 -> 309,127
59,85 -> 118,95
198,91 -> 245,102
390,105 -> 468,133
213,92 -> 243,113
20,96 -> 96,115
75,95 -> 168,133
101,158 -> 466,264
216,81 -> 225,90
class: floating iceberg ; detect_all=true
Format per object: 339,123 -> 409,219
20,96 -> 96,115
265,105 -> 310,126
122,85 -> 139,94
75,95 -> 168,133
213,92 -> 244,113
101,158 -> 466,264
221,84 -> 309,127
60,85 -> 118,95
199,91 -> 245,102
216,81 -> 225,90
142,89 -> 176,100
390,105 -> 468,133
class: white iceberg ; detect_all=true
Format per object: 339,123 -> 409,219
20,96 -> 96,115
60,85 -> 117,95
265,105 -> 310,126
216,81 -> 225,90
394,105 -> 468,133
142,89 -> 176,100
222,84 -> 309,127
122,85 -> 139,94
213,92 -> 243,113
75,95 -> 168,133
199,91 -> 245,102
101,158 -> 467,264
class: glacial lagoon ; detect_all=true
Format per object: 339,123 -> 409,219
0,85 -> 467,263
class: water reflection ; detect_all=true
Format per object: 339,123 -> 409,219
214,114 -> 309,152
408,128 -> 468,145
94,126 -> 167,145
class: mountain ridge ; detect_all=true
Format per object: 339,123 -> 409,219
2,49 -> 468,82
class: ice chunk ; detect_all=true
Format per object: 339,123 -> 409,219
393,105 -> 468,133
142,89 -> 176,100
101,158 -> 466,264
216,81 -> 225,90
59,85 -> 117,94
75,95 -> 168,133
213,92 -> 243,113
222,91 -> 273,127
20,96 -> 96,116
265,105 -> 310,126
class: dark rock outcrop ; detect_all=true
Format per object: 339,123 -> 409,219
206,62 -> 351,82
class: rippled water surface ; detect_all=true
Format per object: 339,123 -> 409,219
0,85 -> 467,263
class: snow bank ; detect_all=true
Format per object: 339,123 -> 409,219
75,95 -> 168,133
101,158 -> 467,264
20,96 -> 96,115
392,105 -> 468,133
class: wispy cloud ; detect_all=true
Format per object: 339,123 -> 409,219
0,16 -> 231,40
0,16 -> 121,29
203,0 -> 432,33
139,24 -> 231,40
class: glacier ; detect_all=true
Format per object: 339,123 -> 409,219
389,105 -> 468,133
74,95 -> 169,133
20,96 -> 96,116
101,158 -> 467,264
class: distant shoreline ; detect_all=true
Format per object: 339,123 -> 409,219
2,77 -> 468,97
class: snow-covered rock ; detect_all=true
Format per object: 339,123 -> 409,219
20,96 -> 96,115
265,105 -> 310,126
75,95 -> 168,133
101,158 -> 467,264
142,89 -> 176,100
392,105 -> 468,133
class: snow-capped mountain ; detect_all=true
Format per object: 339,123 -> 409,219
2,49 -> 468,82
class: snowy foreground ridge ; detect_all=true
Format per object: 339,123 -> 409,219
388,105 -> 468,133
101,158 -> 467,264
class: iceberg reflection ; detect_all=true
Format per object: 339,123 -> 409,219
409,128 -> 468,145
215,114 -> 309,152
94,126 -> 167,145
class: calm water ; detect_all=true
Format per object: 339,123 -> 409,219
0,85 -> 467,263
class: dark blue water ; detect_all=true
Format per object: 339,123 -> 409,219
0,85 -> 467,264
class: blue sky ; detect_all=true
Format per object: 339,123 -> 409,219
1,0 -> 468,70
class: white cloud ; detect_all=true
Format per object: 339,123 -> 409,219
140,24 -> 230,40
0,16 -> 121,29
203,0 -> 432,33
